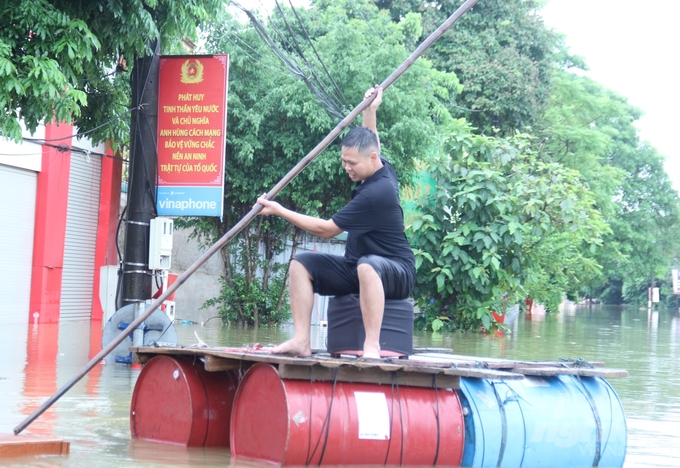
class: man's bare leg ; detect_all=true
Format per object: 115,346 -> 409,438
271,260 -> 314,356
357,263 -> 385,359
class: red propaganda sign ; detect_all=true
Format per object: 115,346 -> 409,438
156,55 -> 229,217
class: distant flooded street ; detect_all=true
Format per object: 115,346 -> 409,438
1,304 -> 679,467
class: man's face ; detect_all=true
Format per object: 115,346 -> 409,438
340,146 -> 377,183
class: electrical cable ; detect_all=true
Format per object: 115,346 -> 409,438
146,299 -> 176,347
273,0 -> 347,116
114,204 -> 127,310
0,151 -> 44,157
17,138 -> 128,162
348,0 -> 384,41
141,104 -> 158,211
286,0 -> 350,111
223,30 -> 291,75
231,0 -> 348,121
305,366 -> 338,465
23,105 -> 142,142
239,6 -> 307,80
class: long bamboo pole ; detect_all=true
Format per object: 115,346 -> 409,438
14,0 -> 479,435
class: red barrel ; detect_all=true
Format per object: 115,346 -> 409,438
130,355 -> 238,447
230,363 -> 464,466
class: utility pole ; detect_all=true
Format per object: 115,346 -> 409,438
120,43 -> 160,307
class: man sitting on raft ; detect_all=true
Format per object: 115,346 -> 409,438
256,86 -> 415,359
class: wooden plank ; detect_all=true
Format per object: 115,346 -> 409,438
131,346 -> 195,365
132,346 -> 200,358
410,354 -> 519,369
0,434 -> 70,458
314,360 -> 346,369
399,364 -> 445,375
210,349 -> 320,368
413,347 -> 455,354
531,360 -> 606,368
443,367 -> 525,380
513,366 -> 628,378
573,368 -> 629,378
278,364 -> 460,389
347,360 -> 405,372
131,346 -> 317,367
130,346 -> 623,380
411,353 -> 606,370
513,366 -> 582,376
400,360 -> 459,371
203,355 -> 244,372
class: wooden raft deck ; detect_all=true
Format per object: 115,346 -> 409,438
131,346 -> 628,390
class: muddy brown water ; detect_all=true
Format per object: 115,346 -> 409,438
1,304 -> 679,467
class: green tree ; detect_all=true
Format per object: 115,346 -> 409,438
609,142 -> 680,305
178,0 -> 461,325
408,120 -> 607,331
1,0 -> 223,146
539,72 -> 680,305
374,0 -> 576,134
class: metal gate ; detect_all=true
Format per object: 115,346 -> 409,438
0,164 -> 37,324
60,153 -> 102,320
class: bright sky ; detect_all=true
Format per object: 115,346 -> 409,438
540,0 -> 680,193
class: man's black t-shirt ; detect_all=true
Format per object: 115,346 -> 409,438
332,157 -> 415,267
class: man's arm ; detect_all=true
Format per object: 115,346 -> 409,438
256,195 -> 343,239
362,86 -> 382,152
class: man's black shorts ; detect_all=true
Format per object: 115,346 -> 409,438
293,252 -> 415,299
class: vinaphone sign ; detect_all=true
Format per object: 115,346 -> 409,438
156,55 -> 229,217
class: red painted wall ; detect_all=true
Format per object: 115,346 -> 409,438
29,123 -> 120,325
90,144 -> 123,322
29,121 -> 73,324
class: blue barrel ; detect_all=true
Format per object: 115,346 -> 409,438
458,375 -> 627,467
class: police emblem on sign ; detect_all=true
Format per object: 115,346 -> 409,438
180,59 -> 204,84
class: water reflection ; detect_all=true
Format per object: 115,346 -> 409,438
0,305 -> 679,467
22,322 -> 59,436
128,440 -> 231,466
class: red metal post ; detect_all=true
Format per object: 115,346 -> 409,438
28,121 -> 73,324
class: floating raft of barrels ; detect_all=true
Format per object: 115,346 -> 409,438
129,346 -> 628,467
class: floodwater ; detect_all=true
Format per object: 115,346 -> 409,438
1,304 -> 679,467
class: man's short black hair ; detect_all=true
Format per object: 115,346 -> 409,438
341,127 -> 379,155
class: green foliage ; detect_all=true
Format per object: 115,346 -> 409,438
175,215 -> 292,327
407,120 -> 607,330
202,268 -> 290,327
540,72 -> 680,304
182,0 -> 461,323
1,0 -> 223,146
605,141 -> 680,304
204,0 -> 460,217
374,0 -> 576,134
